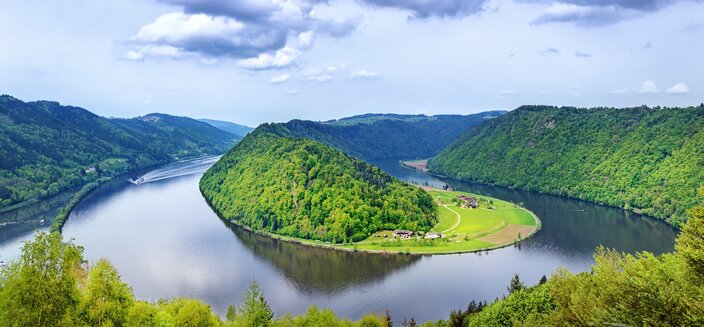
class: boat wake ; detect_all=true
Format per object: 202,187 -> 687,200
128,156 -> 220,185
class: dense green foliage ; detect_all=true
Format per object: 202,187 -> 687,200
430,105 -> 704,226
425,189 -> 704,327
278,112 -> 505,160
0,95 -> 238,211
200,124 -> 437,243
199,118 -> 254,139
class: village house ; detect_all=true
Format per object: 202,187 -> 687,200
424,232 -> 443,239
392,230 -> 414,239
457,195 -> 478,208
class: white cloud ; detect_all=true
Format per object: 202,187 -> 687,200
499,89 -> 517,95
350,69 -> 380,80
666,83 -> 691,94
325,64 -> 346,73
639,80 -> 659,94
284,89 -> 299,95
297,31 -> 315,50
237,47 -> 299,70
307,74 -> 333,82
302,67 -> 335,83
124,45 -> 184,61
270,73 -> 291,84
133,12 -> 245,43
127,2 -> 360,70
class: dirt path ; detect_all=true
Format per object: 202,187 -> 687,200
441,205 -> 461,233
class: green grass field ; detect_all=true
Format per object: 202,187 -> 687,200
334,188 -> 540,254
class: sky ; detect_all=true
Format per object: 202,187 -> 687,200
0,0 -> 702,126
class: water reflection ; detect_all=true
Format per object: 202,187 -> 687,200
0,190 -> 74,260
228,226 -> 420,294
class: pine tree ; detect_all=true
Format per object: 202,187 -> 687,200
539,275 -> 548,285
507,273 -> 525,293
384,307 -> 393,327
234,281 -> 273,327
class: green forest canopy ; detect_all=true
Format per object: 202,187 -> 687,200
0,95 -> 239,210
200,123 -> 437,243
430,105 -> 704,227
275,111 -> 505,160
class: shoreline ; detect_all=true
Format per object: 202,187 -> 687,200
47,154 -> 222,234
201,184 -> 542,256
400,159 -> 678,231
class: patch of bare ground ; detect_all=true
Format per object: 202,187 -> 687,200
479,224 -> 536,245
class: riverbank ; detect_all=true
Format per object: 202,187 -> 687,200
50,177 -> 112,233
204,185 -> 541,255
400,159 -> 429,172
47,155 -> 224,234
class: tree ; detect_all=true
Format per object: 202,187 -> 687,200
80,259 -> 135,327
126,301 -> 158,327
0,232 -> 83,326
507,273 -> 525,294
538,275 -> 548,285
676,187 -> 704,279
172,299 -> 221,327
226,304 -> 237,322
383,307 -> 393,327
232,281 -> 274,327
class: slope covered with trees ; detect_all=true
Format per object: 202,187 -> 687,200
0,95 -> 238,210
429,105 -> 704,226
199,118 -> 253,139
279,111 -> 505,160
200,124 -> 437,243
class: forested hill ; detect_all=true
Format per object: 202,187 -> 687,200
200,124 -> 437,243
279,111 -> 505,160
0,95 -> 238,210
198,118 -> 253,138
429,105 -> 704,226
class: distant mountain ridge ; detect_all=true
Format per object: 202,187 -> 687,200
429,105 -> 704,226
0,95 -> 239,210
198,118 -> 253,138
276,111 -> 506,160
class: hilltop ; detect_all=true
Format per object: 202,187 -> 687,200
199,124 -> 438,243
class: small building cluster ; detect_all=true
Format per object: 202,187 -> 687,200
457,195 -> 478,208
392,230 -> 414,239
424,232 -> 443,239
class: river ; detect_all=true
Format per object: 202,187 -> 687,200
0,157 -> 677,322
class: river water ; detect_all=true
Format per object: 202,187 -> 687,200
0,157 -> 677,322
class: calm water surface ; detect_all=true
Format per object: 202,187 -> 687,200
0,157 -> 677,322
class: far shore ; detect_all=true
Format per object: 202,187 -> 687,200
400,159 -> 429,172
